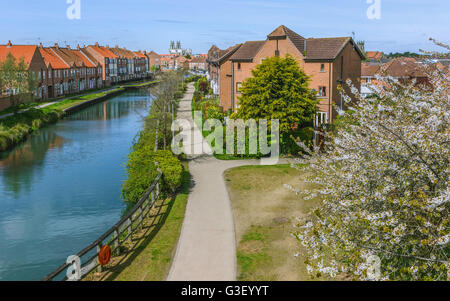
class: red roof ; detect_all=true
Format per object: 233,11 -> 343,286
39,47 -> 70,69
134,51 -> 147,58
366,51 -> 383,60
0,43 -> 38,67
72,49 -> 97,68
361,62 -> 381,76
87,45 -> 118,59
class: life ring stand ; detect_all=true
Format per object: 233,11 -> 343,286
98,245 -> 111,266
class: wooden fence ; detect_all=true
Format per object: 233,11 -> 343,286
42,169 -> 163,281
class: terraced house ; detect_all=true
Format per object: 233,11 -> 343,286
0,41 -> 48,100
39,43 -> 103,98
133,51 -> 149,79
86,43 -> 119,86
208,25 -> 364,125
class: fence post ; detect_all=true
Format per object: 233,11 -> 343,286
156,182 -> 160,198
96,244 -> 102,273
114,228 -> 120,255
127,217 -> 132,241
138,206 -> 143,230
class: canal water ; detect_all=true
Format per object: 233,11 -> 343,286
0,89 -> 153,280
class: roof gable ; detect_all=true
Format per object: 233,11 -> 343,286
305,37 -> 364,60
0,44 -> 38,67
230,41 -> 265,62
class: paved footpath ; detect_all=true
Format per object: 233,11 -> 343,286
167,83 -> 264,281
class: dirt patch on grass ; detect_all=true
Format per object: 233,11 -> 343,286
225,164 -> 320,281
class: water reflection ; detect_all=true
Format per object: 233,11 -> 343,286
0,131 -> 67,197
65,93 -> 150,121
0,89 -> 153,280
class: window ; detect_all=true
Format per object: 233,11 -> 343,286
316,112 -> 327,125
237,62 -> 241,70
318,86 -> 327,97
367,78 -> 372,83
320,64 -> 325,72
236,82 -> 242,93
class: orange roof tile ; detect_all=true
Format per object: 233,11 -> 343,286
39,47 -> 70,69
0,43 -> 38,67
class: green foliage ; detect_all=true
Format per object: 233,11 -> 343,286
0,107 -> 63,152
233,55 -> 318,154
185,75 -> 202,83
121,144 -> 160,205
198,79 -> 209,94
150,65 -> 161,72
0,53 -> 39,112
121,71 -> 185,211
152,150 -> 183,193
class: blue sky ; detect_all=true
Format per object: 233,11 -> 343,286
0,0 -> 448,54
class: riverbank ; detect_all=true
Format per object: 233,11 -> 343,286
0,88 -> 154,280
0,79 -> 159,152
87,161 -> 191,281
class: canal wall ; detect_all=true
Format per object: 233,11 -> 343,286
63,81 -> 159,115
63,89 -> 125,115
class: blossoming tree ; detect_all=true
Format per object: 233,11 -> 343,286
291,43 -> 449,280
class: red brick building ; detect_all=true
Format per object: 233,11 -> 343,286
145,51 -> 161,70
212,25 -> 364,124
133,51 -> 149,79
0,41 -> 48,101
86,43 -> 119,86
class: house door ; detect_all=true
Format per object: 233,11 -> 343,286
48,86 -> 54,99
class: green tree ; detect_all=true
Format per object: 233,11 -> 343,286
233,55 -> 318,152
0,53 -> 38,113
184,53 -> 191,60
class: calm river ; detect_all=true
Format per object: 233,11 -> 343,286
0,89 -> 153,280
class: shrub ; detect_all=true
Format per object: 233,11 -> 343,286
0,107 -> 63,152
153,150 -> 183,193
121,144 -> 160,205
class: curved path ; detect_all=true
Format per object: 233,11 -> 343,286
167,83 -> 262,281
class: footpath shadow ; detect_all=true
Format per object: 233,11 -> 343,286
96,166 -> 193,281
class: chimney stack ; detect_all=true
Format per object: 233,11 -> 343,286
7,40 -> 12,48
54,43 -> 59,49
95,42 -> 99,47
39,42 -> 43,48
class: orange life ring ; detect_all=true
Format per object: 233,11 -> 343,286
98,245 -> 111,266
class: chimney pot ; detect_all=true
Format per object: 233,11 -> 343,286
7,40 -> 12,47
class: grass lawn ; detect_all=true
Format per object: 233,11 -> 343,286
224,164 -> 322,281
85,161 -> 190,281
47,87 -> 124,111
